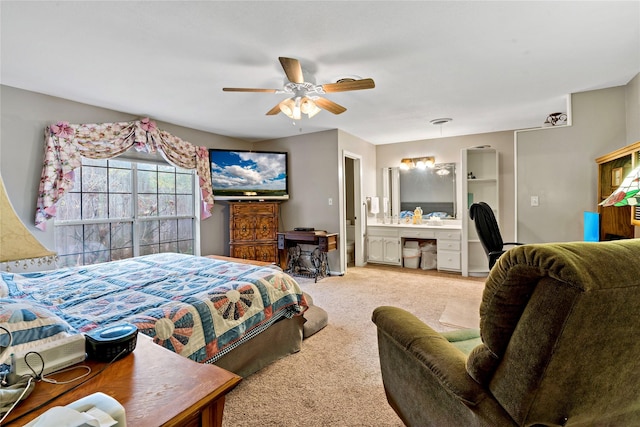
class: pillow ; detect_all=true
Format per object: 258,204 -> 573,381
0,298 -> 74,348
0,273 -> 8,297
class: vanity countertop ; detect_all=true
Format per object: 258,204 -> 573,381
367,220 -> 461,230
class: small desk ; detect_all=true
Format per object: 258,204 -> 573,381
4,335 -> 241,427
277,230 -> 338,282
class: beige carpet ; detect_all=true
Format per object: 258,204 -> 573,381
439,298 -> 482,329
222,266 -> 485,427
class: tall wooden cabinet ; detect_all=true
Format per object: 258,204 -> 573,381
228,202 -> 280,263
596,141 -> 640,240
461,147 -> 499,276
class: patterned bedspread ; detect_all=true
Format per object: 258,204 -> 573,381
0,253 -> 308,364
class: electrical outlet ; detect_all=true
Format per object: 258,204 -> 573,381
531,195 -> 539,206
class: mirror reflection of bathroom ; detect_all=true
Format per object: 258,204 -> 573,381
382,163 -> 456,222
400,163 -> 456,219
346,220 -> 355,267
345,157 -> 356,267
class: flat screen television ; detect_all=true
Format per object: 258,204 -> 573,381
209,149 -> 289,200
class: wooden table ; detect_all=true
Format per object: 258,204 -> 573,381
277,230 -> 338,281
4,334 -> 241,427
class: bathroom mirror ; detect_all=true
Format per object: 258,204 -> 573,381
382,163 -> 456,219
400,163 -> 456,218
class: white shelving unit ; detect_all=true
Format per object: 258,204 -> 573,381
461,147 -> 499,277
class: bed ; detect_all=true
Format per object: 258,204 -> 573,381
0,253 -> 309,377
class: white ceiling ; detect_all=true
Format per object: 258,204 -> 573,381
1,1 -> 639,145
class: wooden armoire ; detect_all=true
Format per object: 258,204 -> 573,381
228,201 -> 280,263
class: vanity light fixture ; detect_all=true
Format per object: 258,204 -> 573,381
400,158 -> 415,170
400,156 -> 435,170
416,157 -> 435,169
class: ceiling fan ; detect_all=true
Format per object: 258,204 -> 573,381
222,57 -> 375,119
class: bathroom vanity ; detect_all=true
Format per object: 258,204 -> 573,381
366,221 -> 462,272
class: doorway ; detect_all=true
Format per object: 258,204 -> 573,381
341,151 -> 364,271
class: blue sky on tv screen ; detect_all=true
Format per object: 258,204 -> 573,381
210,151 -> 287,190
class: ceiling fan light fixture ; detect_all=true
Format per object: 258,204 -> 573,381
279,98 -> 295,118
293,97 -> 302,120
300,97 -> 321,118
225,57 -> 375,119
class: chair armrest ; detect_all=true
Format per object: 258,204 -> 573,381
372,306 -> 486,405
502,242 -> 524,247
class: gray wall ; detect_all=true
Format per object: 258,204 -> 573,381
627,73 -> 640,144
3,71 -> 638,269
0,85 -> 377,274
515,86 -> 629,243
258,128 -> 377,273
376,131 -> 516,241
0,85 -> 250,257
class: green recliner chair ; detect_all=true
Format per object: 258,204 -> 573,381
372,239 -> 640,426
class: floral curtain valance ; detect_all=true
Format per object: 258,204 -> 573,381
35,118 -> 213,230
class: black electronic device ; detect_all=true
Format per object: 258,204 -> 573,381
294,227 -> 315,231
85,323 -> 138,362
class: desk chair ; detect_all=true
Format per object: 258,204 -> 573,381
469,202 -> 523,269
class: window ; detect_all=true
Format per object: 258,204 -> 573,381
54,157 -> 197,267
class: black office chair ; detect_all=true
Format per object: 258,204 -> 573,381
469,202 -> 524,269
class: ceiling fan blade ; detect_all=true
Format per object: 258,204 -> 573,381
279,57 -> 304,84
266,103 -> 282,115
223,87 -> 278,93
314,97 -> 347,115
321,78 -> 375,93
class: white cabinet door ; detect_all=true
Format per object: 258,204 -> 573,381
367,228 -> 401,266
367,236 -> 384,262
382,237 -> 401,264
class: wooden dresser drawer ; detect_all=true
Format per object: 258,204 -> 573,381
231,217 -> 255,241
254,216 -> 277,240
253,244 -> 277,263
231,202 -> 277,216
231,243 -> 277,263
230,244 -> 256,260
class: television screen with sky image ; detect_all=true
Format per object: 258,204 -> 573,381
209,149 -> 289,200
